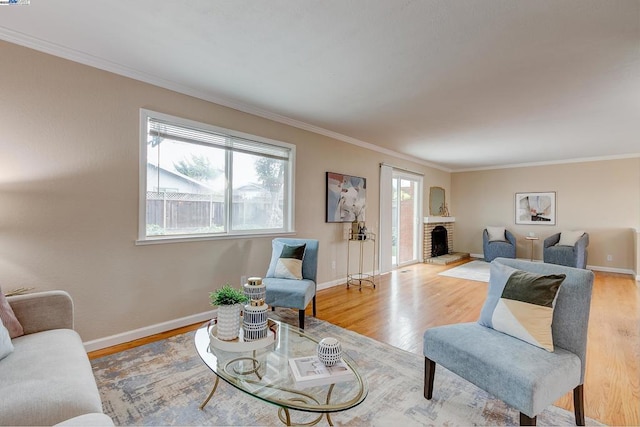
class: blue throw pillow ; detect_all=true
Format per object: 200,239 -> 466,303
479,262 -> 565,351
273,244 -> 306,280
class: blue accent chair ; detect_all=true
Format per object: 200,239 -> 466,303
423,258 -> 594,426
543,232 -> 589,269
263,238 -> 319,329
483,228 -> 516,262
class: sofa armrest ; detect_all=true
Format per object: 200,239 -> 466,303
7,290 -> 74,334
544,233 -> 560,248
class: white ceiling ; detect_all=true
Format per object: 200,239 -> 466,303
0,0 -> 638,171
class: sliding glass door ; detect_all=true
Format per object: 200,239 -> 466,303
391,171 -> 422,267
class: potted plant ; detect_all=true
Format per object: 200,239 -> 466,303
210,284 -> 248,341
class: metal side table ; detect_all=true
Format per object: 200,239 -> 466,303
346,231 -> 377,290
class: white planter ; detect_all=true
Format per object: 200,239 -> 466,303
216,304 -> 242,341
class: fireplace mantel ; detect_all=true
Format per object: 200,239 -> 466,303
424,216 -> 456,223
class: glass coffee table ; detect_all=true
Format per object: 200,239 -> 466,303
194,319 -> 367,426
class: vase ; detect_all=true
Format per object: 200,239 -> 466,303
317,337 -> 342,366
351,220 -> 359,239
216,303 -> 242,341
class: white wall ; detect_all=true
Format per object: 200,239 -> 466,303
0,41 -> 450,344
451,158 -> 640,273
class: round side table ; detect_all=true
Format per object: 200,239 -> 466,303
525,236 -> 539,261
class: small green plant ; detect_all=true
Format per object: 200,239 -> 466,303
209,284 -> 248,306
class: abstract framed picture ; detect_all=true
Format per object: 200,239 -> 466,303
515,192 -> 556,225
326,172 -> 366,223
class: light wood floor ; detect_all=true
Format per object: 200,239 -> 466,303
89,260 -> 640,426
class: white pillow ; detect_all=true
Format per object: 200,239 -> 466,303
0,322 -> 14,361
557,230 -> 585,246
486,226 -> 507,242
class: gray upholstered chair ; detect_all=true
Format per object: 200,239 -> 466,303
263,238 -> 318,329
424,258 -> 594,426
483,227 -> 516,262
543,232 -> 589,269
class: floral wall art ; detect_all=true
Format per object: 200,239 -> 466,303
326,172 -> 366,223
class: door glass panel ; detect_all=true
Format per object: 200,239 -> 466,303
398,179 -> 417,264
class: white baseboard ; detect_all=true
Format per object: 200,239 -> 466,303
85,278 -> 347,352
85,264 -> 639,352
83,309 -> 218,352
587,265 -> 636,276
317,277 -> 346,291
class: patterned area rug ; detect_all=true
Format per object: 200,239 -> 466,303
438,260 -> 491,282
92,310 -> 601,426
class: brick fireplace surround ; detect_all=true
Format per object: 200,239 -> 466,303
423,216 -> 456,261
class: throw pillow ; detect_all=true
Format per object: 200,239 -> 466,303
486,226 -> 507,242
266,240 -> 287,278
479,262 -> 565,351
0,287 -> 24,339
273,244 -> 306,280
557,230 -> 585,247
0,322 -> 13,361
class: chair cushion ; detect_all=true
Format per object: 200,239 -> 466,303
479,262 -> 565,351
273,244 -> 306,280
423,322 -> 582,417
557,230 -> 584,246
263,278 -> 315,310
0,287 -> 24,338
0,322 -> 13,361
486,226 -> 506,242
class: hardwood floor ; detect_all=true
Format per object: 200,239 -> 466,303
89,260 -> 640,426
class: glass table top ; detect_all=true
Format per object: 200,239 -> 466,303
194,319 -> 368,414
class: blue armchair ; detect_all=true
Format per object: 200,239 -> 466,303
543,232 -> 589,269
424,258 -> 594,425
483,228 -> 516,262
263,238 -> 319,329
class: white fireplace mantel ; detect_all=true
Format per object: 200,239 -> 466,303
424,216 -> 456,223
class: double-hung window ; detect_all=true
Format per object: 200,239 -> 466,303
138,109 -> 295,242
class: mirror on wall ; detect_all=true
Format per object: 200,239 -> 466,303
429,186 -> 446,216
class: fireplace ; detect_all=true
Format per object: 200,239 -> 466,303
423,216 -> 469,264
431,226 -> 448,257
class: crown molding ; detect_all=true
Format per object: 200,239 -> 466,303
0,28 -> 450,172
452,153 -> 640,173
2,29 -> 634,174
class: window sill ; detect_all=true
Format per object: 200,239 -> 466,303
135,231 -> 297,245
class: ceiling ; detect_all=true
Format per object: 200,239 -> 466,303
0,1 -> 638,171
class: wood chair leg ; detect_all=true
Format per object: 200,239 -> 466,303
573,384 -> 585,426
312,296 -> 317,317
424,357 -> 435,399
298,309 -> 305,329
519,413 -> 536,426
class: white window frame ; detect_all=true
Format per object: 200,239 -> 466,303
137,109 -> 295,244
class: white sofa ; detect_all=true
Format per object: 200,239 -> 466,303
0,291 -> 113,426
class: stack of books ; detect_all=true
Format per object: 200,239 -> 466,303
288,355 -> 355,388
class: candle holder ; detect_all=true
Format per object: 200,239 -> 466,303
243,276 -> 266,302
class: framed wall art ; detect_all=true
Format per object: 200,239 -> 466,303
326,172 -> 366,223
515,192 -> 556,225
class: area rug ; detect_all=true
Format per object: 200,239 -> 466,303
438,260 -> 491,282
92,311 -> 601,426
